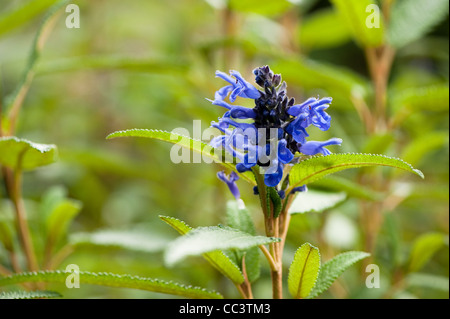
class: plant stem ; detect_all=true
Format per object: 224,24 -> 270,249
5,164 -> 39,273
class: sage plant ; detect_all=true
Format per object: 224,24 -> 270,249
105,65 -> 423,299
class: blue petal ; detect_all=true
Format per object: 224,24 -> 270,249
217,171 -> 240,200
264,162 -> 284,187
229,70 -> 261,99
214,85 -> 233,101
278,139 -> 294,164
287,97 -> 317,116
230,106 -> 256,119
299,138 -> 342,156
215,70 -> 235,84
286,116 -> 309,144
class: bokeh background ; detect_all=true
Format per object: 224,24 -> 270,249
0,0 -> 448,298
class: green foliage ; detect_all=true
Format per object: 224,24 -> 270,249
299,8 -> 352,50
288,153 -> 424,191
160,215 -> 245,285
272,58 -> 369,105
106,129 -> 255,184
164,226 -> 279,267
0,270 -> 223,299
0,137 -> 57,170
288,190 -> 347,214
288,243 -> 321,299
0,290 -> 62,299
406,273 -> 450,292
408,232 -> 447,272
308,251 -> 370,299
388,0 -> 450,48
268,187 -> 282,218
0,0 -> 61,37
310,176 -> 382,201
331,0 -> 384,47
45,199 -> 82,252
225,200 -> 260,282
70,230 -> 169,254
229,0 -> 292,16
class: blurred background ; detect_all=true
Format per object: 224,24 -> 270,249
0,0 -> 448,298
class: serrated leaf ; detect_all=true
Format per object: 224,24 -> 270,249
288,153 -> 424,192
0,270 -> 223,299
308,251 -> 370,298
289,190 -> 347,214
160,215 -> 245,285
226,200 -> 260,283
0,136 -> 57,170
331,0 -> 384,47
409,232 -> 446,272
0,290 -> 62,299
69,230 -> 170,253
288,243 -> 321,299
106,129 -> 255,185
226,200 -> 256,236
388,0 -> 449,48
164,226 -> 279,267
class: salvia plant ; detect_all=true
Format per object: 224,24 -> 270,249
105,65 -> 423,299
0,0 -> 447,301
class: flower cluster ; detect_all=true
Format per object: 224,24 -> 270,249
210,66 -> 342,188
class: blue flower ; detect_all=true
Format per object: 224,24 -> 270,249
209,66 -> 342,188
299,138 -> 342,156
217,171 -> 240,200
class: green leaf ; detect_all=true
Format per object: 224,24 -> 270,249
391,85 -> 449,126
272,58 -> 369,106
268,187 -> 282,218
106,129 -> 255,185
160,216 -> 245,285
406,273 -> 450,292
399,131 -> 448,168
46,199 -> 82,249
0,0 -> 61,37
226,200 -> 256,236
310,175 -> 383,201
0,220 -> 14,252
229,0 -> 292,16
4,0 -> 68,113
299,8 -> 352,49
0,136 -> 57,170
288,153 -> 424,192
308,251 -> 370,298
388,0 -> 449,48
288,243 -> 321,299
164,226 -> 279,267
0,290 -> 62,299
408,232 -> 446,272
331,0 -> 384,47
288,190 -> 347,214
0,270 -> 223,299
226,200 -> 260,283
37,56 -> 187,75
70,230 -> 170,254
